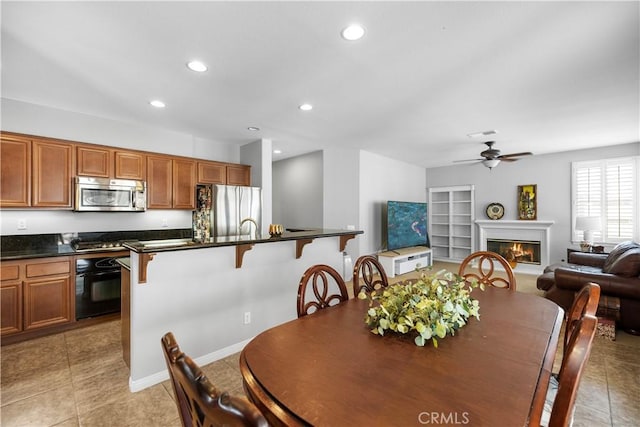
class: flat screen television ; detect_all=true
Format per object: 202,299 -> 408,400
385,200 -> 429,251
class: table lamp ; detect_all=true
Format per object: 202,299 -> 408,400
575,216 -> 601,248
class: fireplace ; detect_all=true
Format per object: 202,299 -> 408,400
487,239 -> 541,265
476,220 -> 554,274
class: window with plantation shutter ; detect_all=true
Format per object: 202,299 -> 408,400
572,157 -> 639,244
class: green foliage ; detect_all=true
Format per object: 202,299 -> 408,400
358,268 -> 482,347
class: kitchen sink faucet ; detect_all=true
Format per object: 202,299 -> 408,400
240,217 -> 259,238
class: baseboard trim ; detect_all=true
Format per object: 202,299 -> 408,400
128,337 -> 254,393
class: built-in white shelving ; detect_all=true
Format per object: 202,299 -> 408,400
428,185 -> 475,262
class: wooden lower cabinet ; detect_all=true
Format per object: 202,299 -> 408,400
1,281 -> 23,335
0,257 -> 73,337
24,275 -> 72,330
121,265 -> 131,367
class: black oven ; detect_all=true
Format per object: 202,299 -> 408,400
76,257 -> 121,320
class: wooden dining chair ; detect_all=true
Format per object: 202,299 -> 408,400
541,314 -> 598,427
160,332 -> 269,427
352,255 -> 389,296
458,250 -> 516,291
297,264 -> 349,318
564,282 -> 600,350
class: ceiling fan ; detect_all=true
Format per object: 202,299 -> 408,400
455,141 -> 533,169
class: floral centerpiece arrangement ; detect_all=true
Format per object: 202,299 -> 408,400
358,269 -> 483,347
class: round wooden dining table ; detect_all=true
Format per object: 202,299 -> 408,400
240,286 -> 563,426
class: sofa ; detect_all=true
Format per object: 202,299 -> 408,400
537,241 -> 640,334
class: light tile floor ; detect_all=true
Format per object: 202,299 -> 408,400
1,264 -> 639,426
0,320 -> 244,427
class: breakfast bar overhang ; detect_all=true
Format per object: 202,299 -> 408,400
122,229 -> 362,392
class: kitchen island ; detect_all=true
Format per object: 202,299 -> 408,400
122,229 -> 362,392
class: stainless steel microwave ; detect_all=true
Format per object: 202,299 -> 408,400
74,177 -> 146,212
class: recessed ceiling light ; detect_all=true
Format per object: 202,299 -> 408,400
187,60 -> 207,72
273,149 -> 282,154
149,100 -> 166,108
341,24 -> 365,41
247,126 -> 260,131
299,103 -> 313,111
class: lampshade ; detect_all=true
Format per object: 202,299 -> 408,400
482,159 -> 500,169
575,216 -> 601,244
575,216 -> 601,231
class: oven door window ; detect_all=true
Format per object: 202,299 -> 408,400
76,270 -> 121,320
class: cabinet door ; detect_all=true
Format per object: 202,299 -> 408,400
1,282 -> 23,335
198,161 -> 226,184
173,159 -> 196,209
147,155 -> 173,209
32,139 -> 74,208
77,145 -> 112,177
23,276 -> 72,330
226,165 -> 251,186
0,134 -> 31,207
115,150 -> 146,180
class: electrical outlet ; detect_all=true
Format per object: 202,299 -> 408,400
161,218 -> 168,227
17,219 -> 27,230
243,312 -> 251,324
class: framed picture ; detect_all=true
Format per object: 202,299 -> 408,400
518,184 -> 537,220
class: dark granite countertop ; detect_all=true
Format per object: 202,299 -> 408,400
1,229 -> 191,261
1,228 -> 362,260
123,229 -> 363,254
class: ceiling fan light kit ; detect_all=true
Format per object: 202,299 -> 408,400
482,159 -> 501,169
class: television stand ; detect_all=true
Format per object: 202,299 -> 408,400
378,247 -> 432,278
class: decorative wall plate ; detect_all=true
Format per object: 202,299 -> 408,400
486,203 -> 504,220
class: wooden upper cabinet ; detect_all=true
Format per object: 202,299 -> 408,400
148,156 -> 196,209
77,145 -> 112,178
173,159 -> 196,209
0,134 -> 31,207
32,139 -> 73,208
115,151 -> 146,180
147,155 -> 173,209
197,161 -> 226,185
77,145 -> 146,180
227,164 -> 251,186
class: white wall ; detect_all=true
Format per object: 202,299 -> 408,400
272,148 -> 427,259
425,142 -> 640,263
129,236 -> 345,391
1,98 -> 239,161
322,147 -> 359,231
272,151 -> 323,229
359,150 -> 427,256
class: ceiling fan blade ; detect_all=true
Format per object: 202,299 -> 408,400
500,157 -> 518,162
453,158 -> 483,163
498,152 -> 533,159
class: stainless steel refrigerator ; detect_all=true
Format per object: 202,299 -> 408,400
213,184 -> 262,237
193,184 -> 262,240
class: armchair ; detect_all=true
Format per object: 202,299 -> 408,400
537,241 -> 640,334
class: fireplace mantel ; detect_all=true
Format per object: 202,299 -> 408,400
475,220 -> 555,274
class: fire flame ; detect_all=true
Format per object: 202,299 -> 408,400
507,242 -> 535,263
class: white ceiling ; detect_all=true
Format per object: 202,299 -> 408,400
2,1 -> 638,168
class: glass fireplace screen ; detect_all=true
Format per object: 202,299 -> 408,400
486,239 -> 541,265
